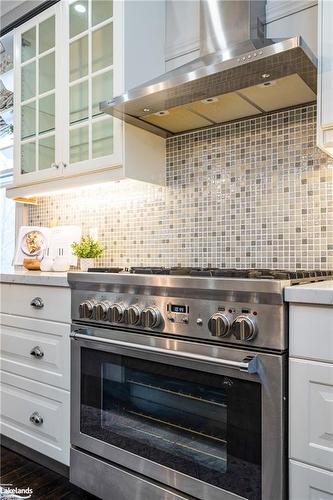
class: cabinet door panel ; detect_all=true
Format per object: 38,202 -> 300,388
21,27 -> 36,62
39,52 -> 55,94
290,460 -> 333,500
69,0 -> 89,38
39,94 -> 55,134
0,370 -> 69,465
69,35 -> 88,81
70,126 -> 89,163
92,70 -> 113,117
290,358 -> 333,471
21,61 -> 36,101
0,314 -> 70,390
92,23 -> 113,72
92,117 -> 113,158
14,3 -> 63,184
66,0 -> 119,175
39,15 -> 55,54
39,135 -> 55,170
70,81 -> 89,124
92,0 -> 113,26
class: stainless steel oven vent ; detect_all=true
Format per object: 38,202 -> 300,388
101,0 -> 317,137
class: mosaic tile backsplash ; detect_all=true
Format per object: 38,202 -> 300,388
29,104 -> 333,270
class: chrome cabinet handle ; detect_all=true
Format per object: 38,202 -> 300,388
30,297 -> 44,309
29,411 -> 43,426
59,161 -> 67,169
30,345 -> 44,359
51,162 -> 59,169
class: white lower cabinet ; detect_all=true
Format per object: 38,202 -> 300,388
289,301 -> 333,499
0,282 -> 70,466
290,460 -> 333,499
0,314 -> 70,389
290,358 -> 333,472
0,371 -> 70,465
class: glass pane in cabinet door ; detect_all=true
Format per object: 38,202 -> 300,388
21,61 -> 36,101
92,23 -> 113,72
92,71 -> 113,117
39,135 -> 55,170
39,52 -> 55,94
21,141 -> 36,174
92,118 -> 113,158
21,27 -> 36,63
39,16 -> 55,54
70,126 -> 88,163
70,35 -> 88,81
70,0 -> 88,38
70,81 -> 88,124
92,0 -> 113,26
21,102 -> 36,139
39,94 -> 55,134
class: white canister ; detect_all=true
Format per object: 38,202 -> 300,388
40,257 -> 54,272
52,256 -> 70,272
40,248 -> 54,272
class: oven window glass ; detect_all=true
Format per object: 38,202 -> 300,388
80,347 -> 261,500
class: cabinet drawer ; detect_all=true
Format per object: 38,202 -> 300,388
290,358 -> 333,471
0,314 -> 70,390
289,304 -> 333,362
0,371 -> 69,465
290,460 -> 333,499
0,283 -> 70,323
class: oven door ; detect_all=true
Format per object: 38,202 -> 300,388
70,326 -> 287,500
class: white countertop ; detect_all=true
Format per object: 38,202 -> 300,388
285,280 -> 333,305
0,267 -> 70,287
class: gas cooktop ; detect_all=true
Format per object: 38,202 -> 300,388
87,266 -> 333,282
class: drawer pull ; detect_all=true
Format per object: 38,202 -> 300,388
30,297 -> 44,309
29,411 -> 43,426
30,346 -> 44,359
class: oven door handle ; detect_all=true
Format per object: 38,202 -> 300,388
71,330 -> 259,374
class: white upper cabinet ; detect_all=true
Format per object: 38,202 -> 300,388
317,0 -> 333,158
13,3 -> 63,184
8,0 -> 166,196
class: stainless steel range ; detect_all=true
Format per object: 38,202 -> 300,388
68,268 -> 332,500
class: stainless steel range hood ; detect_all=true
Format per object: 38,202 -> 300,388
101,0 -> 317,138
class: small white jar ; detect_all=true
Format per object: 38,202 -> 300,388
40,257 -> 54,272
52,256 -> 70,272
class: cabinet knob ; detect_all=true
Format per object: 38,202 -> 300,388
30,345 -> 44,359
30,297 -> 44,309
29,411 -> 43,426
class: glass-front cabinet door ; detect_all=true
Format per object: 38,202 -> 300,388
14,4 -> 62,184
65,0 -> 121,176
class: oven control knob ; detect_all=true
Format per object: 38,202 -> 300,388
79,300 -> 94,319
141,306 -> 161,328
233,314 -> 257,341
126,304 -> 142,325
208,313 -> 232,337
108,302 -> 126,323
93,302 -> 109,321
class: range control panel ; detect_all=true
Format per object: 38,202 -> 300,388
72,289 -> 286,351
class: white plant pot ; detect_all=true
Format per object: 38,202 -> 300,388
80,258 -> 94,272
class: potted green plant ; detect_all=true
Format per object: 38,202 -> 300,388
71,236 -> 104,271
